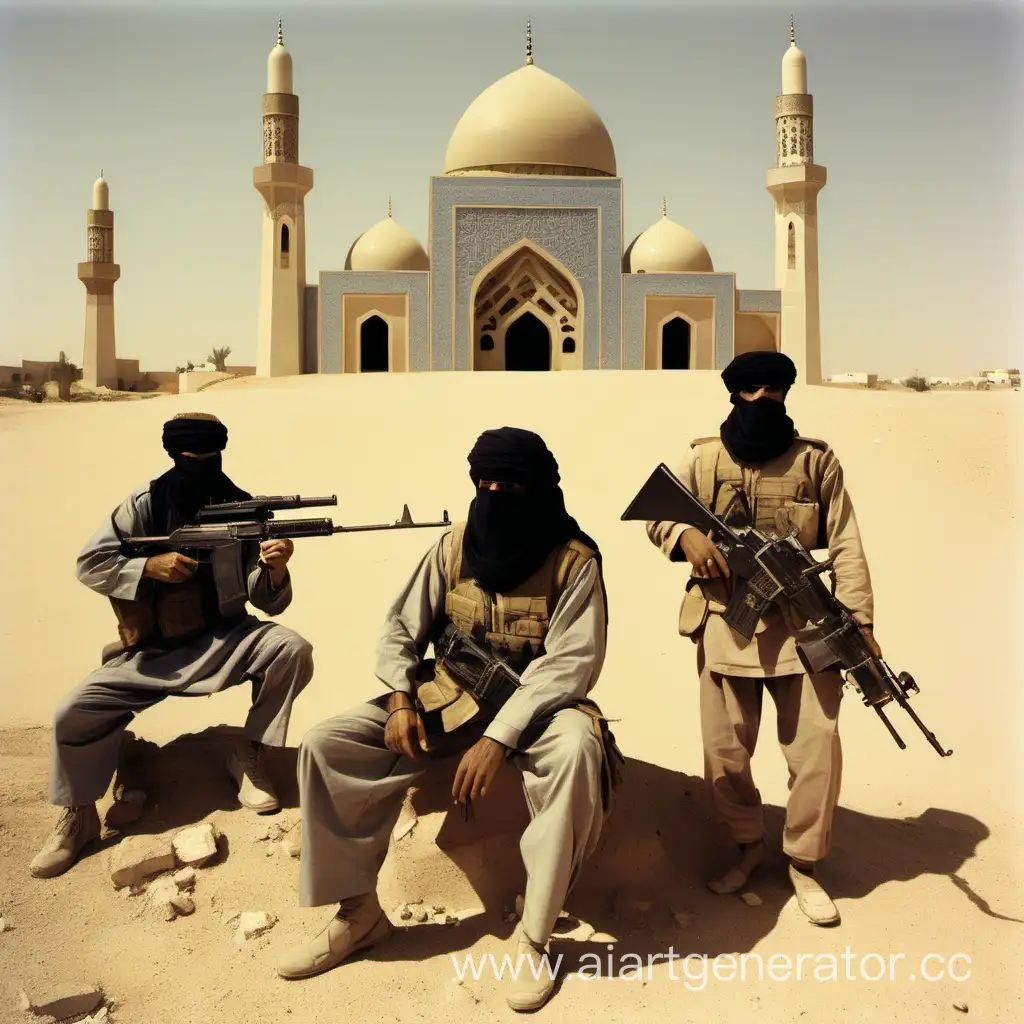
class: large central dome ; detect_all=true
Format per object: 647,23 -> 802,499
444,64 -> 617,177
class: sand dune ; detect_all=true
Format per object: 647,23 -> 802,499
0,373 -> 1020,1022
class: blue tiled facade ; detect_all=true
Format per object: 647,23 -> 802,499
311,178 -> 781,372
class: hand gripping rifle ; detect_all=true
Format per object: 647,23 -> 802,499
124,496 -> 451,551
622,464 -> 952,757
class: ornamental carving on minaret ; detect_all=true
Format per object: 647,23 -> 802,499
87,227 -> 104,262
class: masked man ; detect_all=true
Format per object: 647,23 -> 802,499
646,352 -> 876,926
277,427 -> 618,1013
30,412 -> 314,879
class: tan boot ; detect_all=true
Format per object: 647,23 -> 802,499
788,863 -> 840,926
276,894 -> 393,980
29,804 -> 101,878
227,740 -> 280,813
506,927 -> 558,1012
708,839 -> 766,895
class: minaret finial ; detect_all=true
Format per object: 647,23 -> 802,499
388,196 -> 392,218
100,168 -> 104,178
661,196 -> 667,218
790,15 -> 795,45
277,18 -> 283,46
525,17 -> 533,65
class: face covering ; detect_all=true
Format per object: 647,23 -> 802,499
719,394 -> 796,465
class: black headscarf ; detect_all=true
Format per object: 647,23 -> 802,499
148,413 -> 250,532
461,427 -> 600,596
719,352 -> 798,465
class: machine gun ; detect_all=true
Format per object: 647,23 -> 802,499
622,463 -> 952,758
123,501 -> 451,552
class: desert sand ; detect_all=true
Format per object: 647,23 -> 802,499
0,371 -> 1021,1023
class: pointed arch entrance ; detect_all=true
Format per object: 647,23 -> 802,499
661,316 -> 691,369
504,311 -> 551,370
469,241 -> 583,371
359,314 -> 389,372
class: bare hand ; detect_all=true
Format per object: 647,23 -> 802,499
452,737 -> 507,807
860,624 -> 883,659
144,551 -> 198,583
384,693 -> 428,760
259,539 -> 294,585
680,528 -> 730,580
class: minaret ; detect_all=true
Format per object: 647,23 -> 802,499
254,20 -> 313,377
766,18 -> 826,385
78,173 -> 120,389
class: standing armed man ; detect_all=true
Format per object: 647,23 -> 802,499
277,427 -> 617,1012
646,352 -> 877,926
30,412 -> 314,879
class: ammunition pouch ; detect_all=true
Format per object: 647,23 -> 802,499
107,580 -> 217,654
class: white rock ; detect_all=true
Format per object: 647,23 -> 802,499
109,834 -> 176,887
21,983 -> 104,1020
740,892 -> 763,907
174,867 -> 197,891
413,907 -> 429,924
514,894 -> 524,918
0,916 -> 6,933
172,822 -> 219,866
398,905 -> 413,921
671,909 -> 692,928
170,892 -> 195,916
235,910 -> 277,943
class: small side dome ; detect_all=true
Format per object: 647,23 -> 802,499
345,213 -> 429,272
92,173 -> 109,211
267,19 -> 293,94
624,206 -> 713,274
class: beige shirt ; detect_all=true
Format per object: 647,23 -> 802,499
646,440 -> 874,678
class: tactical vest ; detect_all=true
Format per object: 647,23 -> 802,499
415,522 -> 597,733
109,514 -> 252,651
678,435 -> 829,639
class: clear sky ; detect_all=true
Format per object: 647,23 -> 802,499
1,0 -> 1020,378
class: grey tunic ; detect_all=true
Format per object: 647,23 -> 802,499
50,485 -> 314,806
296,530 -> 608,946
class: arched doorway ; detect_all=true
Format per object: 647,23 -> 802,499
505,312 -> 550,371
471,243 -> 581,370
360,315 -> 389,372
661,317 -> 691,370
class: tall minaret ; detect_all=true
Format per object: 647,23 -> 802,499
78,173 -> 120,389
766,18 -> 826,385
254,20 -> 313,377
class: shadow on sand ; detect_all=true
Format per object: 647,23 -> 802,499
93,724 -> 1011,966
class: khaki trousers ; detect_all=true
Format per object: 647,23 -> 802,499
698,650 -> 844,863
297,696 -> 605,946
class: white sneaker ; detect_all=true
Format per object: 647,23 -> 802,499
227,741 -> 279,813
276,894 -> 393,979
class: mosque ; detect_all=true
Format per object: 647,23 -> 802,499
76,18 -> 827,391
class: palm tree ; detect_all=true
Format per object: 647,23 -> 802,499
52,351 -> 78,401
208,346 -> 233,373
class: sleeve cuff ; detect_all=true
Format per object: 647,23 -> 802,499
483,717 -> 521,750
109,557 -> 149,600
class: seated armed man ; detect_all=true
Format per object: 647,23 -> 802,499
30,412 -> 314,879
646,352 -> 877,926
276,426 -> 618,1013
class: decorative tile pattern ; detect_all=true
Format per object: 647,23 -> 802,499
428,177 -> 622,370
621,274 -> 736,369
737,289 -> 781,313
318,271 -> 429,373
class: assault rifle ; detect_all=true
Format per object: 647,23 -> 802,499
123,501 -> 451,551
622,463 -> 952,758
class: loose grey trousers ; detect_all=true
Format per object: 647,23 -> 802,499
50,619 -> 314,806
298,697 -> 605,946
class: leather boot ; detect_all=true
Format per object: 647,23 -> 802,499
29,804 -> 101,878
276,894 -> 393,980
227,740 -> 280,813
